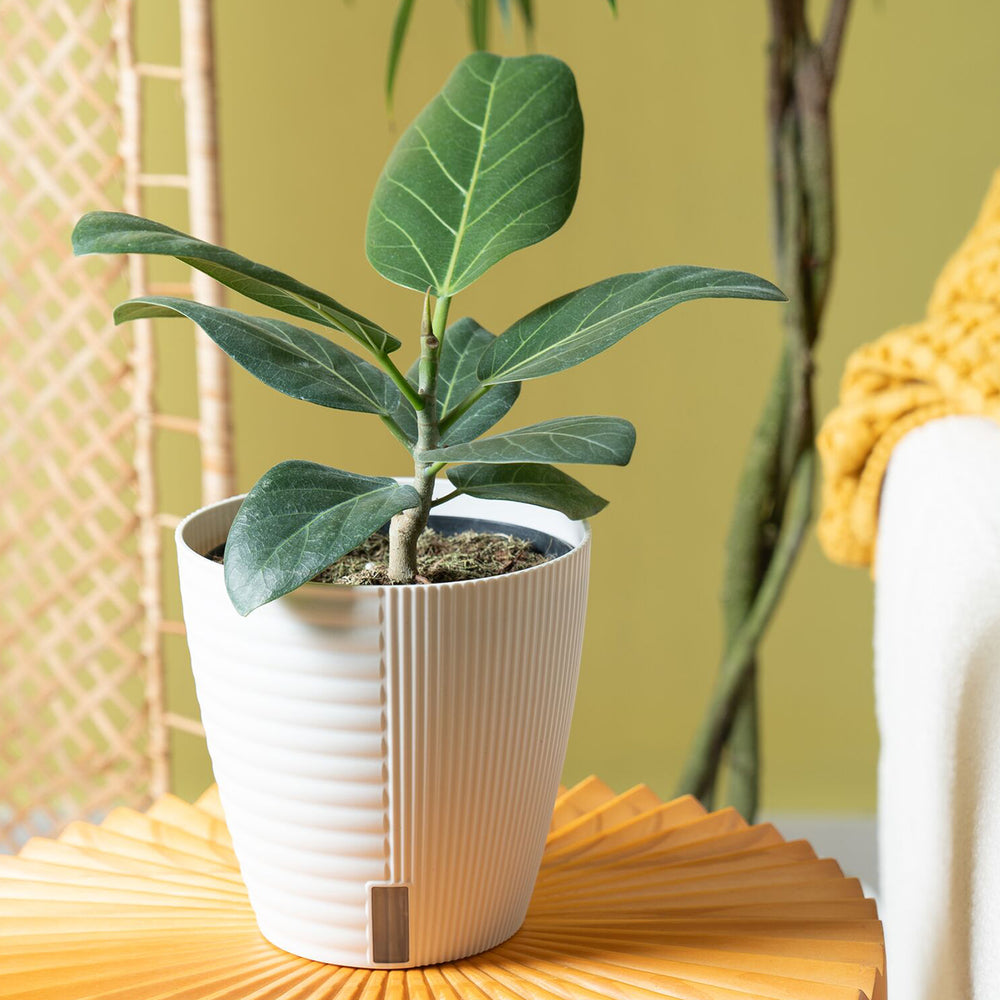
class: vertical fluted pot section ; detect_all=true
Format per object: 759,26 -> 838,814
176,491 -> 590,968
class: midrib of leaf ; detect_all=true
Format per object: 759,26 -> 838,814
490,279 -> 708,378
283,288 -> 359,336
440,61 -> 502,296
439,363 -> 461,414
439,338 -> 476,413
425,417 -> 631,461
257,491 -> 380,572
372,204 -> 442,289
451,145 -> 579,290
487,280 -> 631,377
227,313 -> 387,410
540,429 -> 622,458
181,257 -> 317,323
179,256 -> 387,349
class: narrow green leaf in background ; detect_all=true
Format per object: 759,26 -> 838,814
73,212 -> 400,355
386,0 -> 417,108
393,317 -> 520,445
469,0 -> 490,48
478,266 -> 786,384
114,297 -> 401,416
225,463 -> 420,614
514,0 -> 534,34
419,415 -> 635,465
366,52 -> 583,296
447,462 -> 607,519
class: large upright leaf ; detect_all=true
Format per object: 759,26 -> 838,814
447,462 -> 607,519
419,415 -> 634,465
224,462 -> 420,615
73,212 -> 400,355
114,297 -> 401,415
478,266 -> 786,383
366,52 -> 583,297
392,317 -> 519,445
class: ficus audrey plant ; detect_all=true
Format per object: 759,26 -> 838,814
73,52 -> 784,616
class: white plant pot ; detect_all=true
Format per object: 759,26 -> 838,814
175,483 -> 591,968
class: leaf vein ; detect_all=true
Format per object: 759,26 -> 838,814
384,175 -> 458,235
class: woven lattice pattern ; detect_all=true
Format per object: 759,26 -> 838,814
0,0 -> 150,850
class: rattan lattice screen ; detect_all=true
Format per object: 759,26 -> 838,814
0,0 -> 230,852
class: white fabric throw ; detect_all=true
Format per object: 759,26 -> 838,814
875,414 -> 1000,999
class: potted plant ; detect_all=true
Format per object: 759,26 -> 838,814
74,52 -> 783,969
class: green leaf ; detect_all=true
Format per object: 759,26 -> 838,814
392,317 -> 520,445
514,0 -> 533,27
73,212 -> 400,355
469,0 -> 490,48
478,266 -> 786,383
419,415 -> 635,465
224,462 -> 420,615
366,52 -> 583,297
386,0 -> 417,108
114,297 -> 400,416
447,462 -> 607,519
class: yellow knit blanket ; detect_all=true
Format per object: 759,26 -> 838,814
818,169 -> 1000,568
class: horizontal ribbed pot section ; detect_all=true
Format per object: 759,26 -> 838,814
176,489 -> 590,968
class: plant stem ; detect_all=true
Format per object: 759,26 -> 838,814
430,488 -> 462,508
378,351 -> 424,411
675,448 -> 814,807
431,296 -> 451,342
676,0 -> 852,819
439,383 -> 490,436
679,347 -> 791,809
288,290 -> 423,411
388,294 -> 451,583
380,413 -> 414,453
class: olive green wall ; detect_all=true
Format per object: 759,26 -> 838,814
146,1 -> 1000,811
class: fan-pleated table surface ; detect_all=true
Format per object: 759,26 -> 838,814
0,778 -> 885,999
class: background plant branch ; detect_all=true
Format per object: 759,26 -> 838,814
677,0 -> 853,819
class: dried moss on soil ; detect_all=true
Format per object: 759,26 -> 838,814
209,528 -> 548,586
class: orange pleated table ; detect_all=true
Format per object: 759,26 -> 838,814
0,778 -> 885,999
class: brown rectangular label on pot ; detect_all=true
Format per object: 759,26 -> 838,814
370,884 -> 409,965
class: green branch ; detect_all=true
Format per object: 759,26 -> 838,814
430,488 -> 462,507
439,383 -> 490,435
378,351 -> 423,411
380,413 -> 414,453
674,0 -> 853,820
675,448 -> 814,803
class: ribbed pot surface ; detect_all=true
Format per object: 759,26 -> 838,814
176,490 -> 590,968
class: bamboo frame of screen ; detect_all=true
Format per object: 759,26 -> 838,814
0,0 -> 230,851
115,0 -> 235,786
